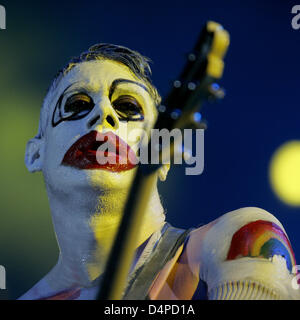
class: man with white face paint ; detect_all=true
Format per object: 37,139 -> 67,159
20,44 -> 300,300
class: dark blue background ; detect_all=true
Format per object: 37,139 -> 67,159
1,0 -> 299,298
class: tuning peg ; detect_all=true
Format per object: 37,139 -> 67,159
173,80 -> 182,88
189,112 -> 207,129
187,53 -> 197,62
208,83 -> 225,101
170,109 -> 182,120
158,105 -> 167,113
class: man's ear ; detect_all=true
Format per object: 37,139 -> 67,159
25,137 -> 45,172
158,163 -> 170,182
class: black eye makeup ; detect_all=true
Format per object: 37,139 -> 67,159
112,95 -> 144,121
52,92 -> 95,127
52,79 -> 147,127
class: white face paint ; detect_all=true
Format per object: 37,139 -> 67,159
42,59 -> 158,195
24,59 -> 166,289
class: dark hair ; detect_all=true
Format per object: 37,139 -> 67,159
53,43 -> 160,105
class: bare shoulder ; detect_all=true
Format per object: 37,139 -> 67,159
184,207 -> 299,299
208,206 -> 285,234
188,207 -> 293,264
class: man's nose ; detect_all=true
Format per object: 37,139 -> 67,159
86,97 -> 119,131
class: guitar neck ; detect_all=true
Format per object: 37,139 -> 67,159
97,21 -> 229,300
97,164 -> 158,300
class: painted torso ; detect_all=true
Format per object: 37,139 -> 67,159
20,207 -> 300,300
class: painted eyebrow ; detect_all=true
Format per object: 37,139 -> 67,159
108,78 -> 150,100
57,82 -> 81,102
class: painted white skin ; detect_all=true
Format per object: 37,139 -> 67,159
21,60 -> 169,299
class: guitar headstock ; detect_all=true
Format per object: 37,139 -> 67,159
155,21 -> 230,131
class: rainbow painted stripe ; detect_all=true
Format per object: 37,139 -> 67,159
227,220 -> 297,272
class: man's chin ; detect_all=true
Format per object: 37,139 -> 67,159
87,166 -> 136,191
43,163 -> 136,196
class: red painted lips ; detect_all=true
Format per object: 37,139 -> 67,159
62,131 -> 138,172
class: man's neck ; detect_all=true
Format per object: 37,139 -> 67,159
32,185 -> 166,296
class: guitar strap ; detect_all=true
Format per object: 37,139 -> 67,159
122,223 -> 193,300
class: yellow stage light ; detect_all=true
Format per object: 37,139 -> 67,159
270,141 -> 300,206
